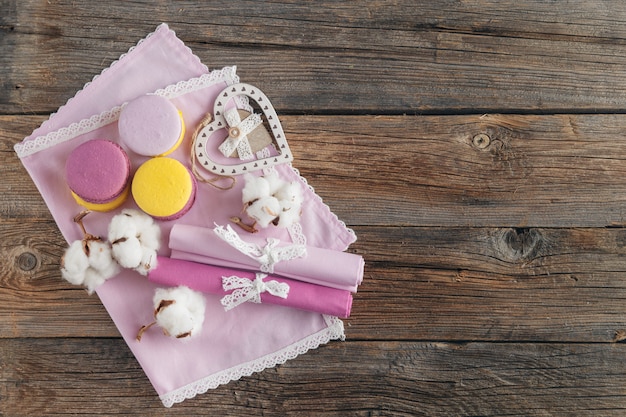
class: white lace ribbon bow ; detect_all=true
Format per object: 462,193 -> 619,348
214,224 -> 307,273
218,108 -> 262,160
221,273 -> 290,310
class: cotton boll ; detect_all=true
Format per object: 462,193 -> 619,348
60,240 -> 91,286
275,201 -> 303,228
273,181 -> 303,228
241,173 -> 271,204
245,196 -> 281,228
123,209 -> 161,251
110,236 -> 143,269
274,181 -> 303,208
122,209 -> 154,231
138,223 -> 161,252
153,286 -> 206,339
135,249 -> 158,276
108,209 -> 161,274
86,240 -> 120,277
83,261 -> 119,294
264,170 -> 286,195
107,211 -> 139,243
60,238 -> 119,294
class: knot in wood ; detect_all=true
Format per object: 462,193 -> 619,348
472,133 -> 491,149
17,252 -> 38,271
494,228 -> 544,263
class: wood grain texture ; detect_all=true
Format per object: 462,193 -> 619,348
6,113 -> 626,227
4,114 -> 626,343
4,1 -> 626,114
3,1 -> 626,415
2,338 -> 626,417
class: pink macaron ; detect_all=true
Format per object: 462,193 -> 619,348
65,139 -> 131,212
118,94 -> 185,157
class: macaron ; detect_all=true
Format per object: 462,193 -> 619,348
65,139 -> 131,212
131,157 -> 197,221
118,94 -> 185,157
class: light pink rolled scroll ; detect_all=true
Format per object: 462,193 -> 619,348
149,256 -> 353,318
169,224 -> 364,293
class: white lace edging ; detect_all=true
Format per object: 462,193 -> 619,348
289,165 -> 357,248
14,67 -> 240,158
36,23 -> 207,135
159,315 -> 345,407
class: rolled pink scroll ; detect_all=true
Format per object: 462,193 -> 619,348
169,224 -> 364,292
149,256 -> 353,318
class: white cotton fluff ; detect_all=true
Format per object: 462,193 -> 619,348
241,173 -> 304,229
245,196 -> 281,228
274,181 -> 303,207
153,286 -> 206,339
241,173 -> 271,204
274,181 -> 303,228
263,170 -> 286,195
108,209 -> 161,275
60,239 -> 120,294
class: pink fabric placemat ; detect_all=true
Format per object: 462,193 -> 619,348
14,24 -> 357,407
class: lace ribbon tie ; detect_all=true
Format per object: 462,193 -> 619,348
218,108 -> 262,160
221,273 -> 290,310
214,224 -> 307,273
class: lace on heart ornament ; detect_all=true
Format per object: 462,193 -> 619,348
194,83 -> 293,176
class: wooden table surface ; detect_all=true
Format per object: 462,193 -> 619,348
3,1 -> 626,416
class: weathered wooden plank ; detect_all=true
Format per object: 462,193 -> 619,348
3,1 -> 626,114
4,113 -> 626,341
5,114 -> 626,228
0,220 -> 118,338
2,338 -> 626,416
352,226 -> 626,343
3,217 -> 626,343
289,113 -> 626,228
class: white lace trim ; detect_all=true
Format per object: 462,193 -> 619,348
220,273 -> 290,310
36,23 -> 207,136
213,224 -> 307,274
14,67 -> 240,158
159,315 -> 345,407
218,109 -> 261,160
289,165 -> 357,247
288,222 -> 307,246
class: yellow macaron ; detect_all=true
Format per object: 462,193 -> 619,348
131,157 -> 197,221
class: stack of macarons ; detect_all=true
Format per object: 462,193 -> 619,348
65,139 -> 131,212
65,94 -> 197,220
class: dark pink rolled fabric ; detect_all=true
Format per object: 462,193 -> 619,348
169,224 -> 364,292
149,256 -> 353,318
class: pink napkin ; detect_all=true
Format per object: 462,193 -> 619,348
14,24 -> 357,407
169,224 -> 364,292
150,256 -> 353,318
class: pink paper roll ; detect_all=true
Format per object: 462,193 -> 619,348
169,224 -> 364,292
149,256 -> 353,318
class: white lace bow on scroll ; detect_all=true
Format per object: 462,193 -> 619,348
221,273 -> 290,310
194,83 -> 294,176
213,224 -> 307,273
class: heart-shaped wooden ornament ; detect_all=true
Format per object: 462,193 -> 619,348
194,83 -> 293,176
